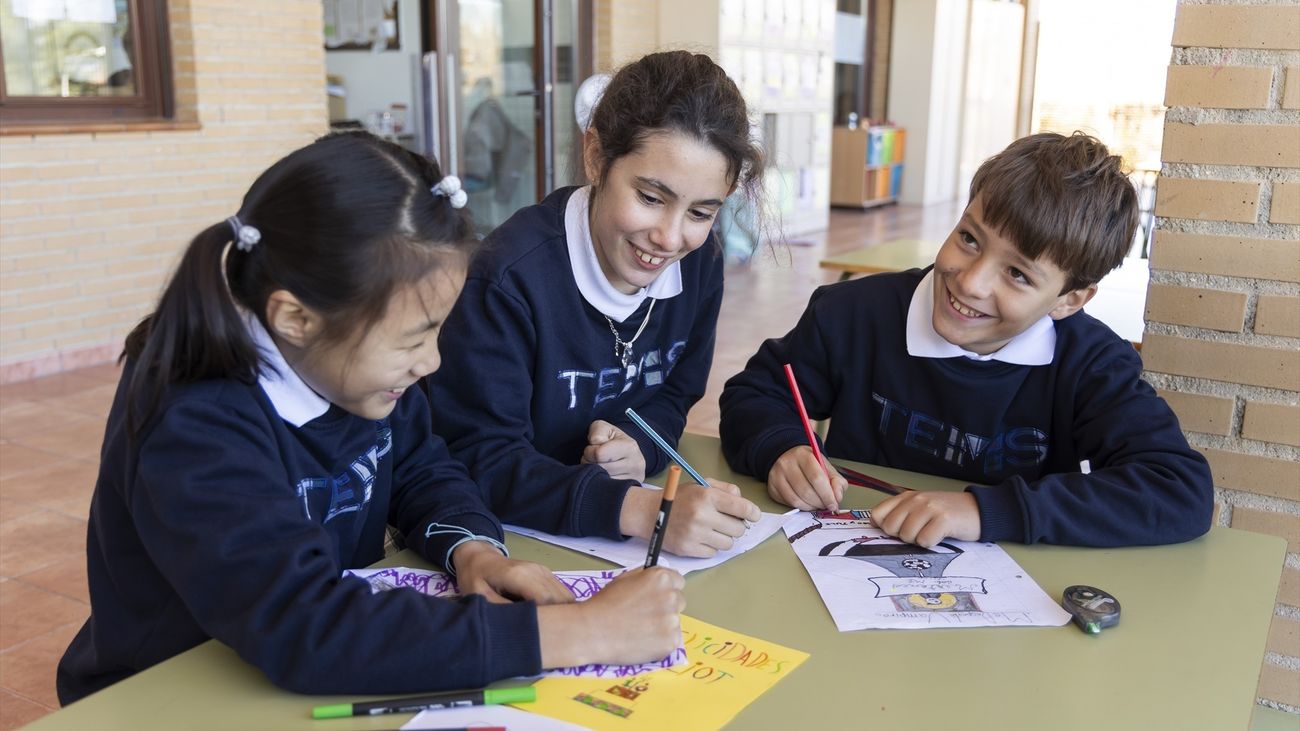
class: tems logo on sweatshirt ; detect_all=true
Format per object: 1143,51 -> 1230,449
294,426 -> 393,523
556,341 -> 687,409
872,393 -> 1047,480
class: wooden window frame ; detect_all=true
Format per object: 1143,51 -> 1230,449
0,0 -> 174,129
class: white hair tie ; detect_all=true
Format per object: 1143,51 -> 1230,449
227,215 -> 261,252
432,175 -> 467,209
575,74 -> 611,131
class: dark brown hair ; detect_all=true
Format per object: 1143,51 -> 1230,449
122,131 -> 476,433
587,50 -> 766,237
970,131 -> 1137,292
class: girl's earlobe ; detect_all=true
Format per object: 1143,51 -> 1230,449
582,129 -> 603,185
264,290 -> 319,346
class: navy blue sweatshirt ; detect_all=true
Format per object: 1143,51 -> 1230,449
58,366 -> 541,704
428,186 -> 723,539
720,268 -> 1213,547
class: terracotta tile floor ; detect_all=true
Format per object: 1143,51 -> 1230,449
0,202 -> 960,728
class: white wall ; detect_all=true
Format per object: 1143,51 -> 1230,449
958,0 -> 1024,197
324,0 -> 423,131
887,0 -> 970,206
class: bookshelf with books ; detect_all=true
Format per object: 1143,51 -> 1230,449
829,125 -> 905,208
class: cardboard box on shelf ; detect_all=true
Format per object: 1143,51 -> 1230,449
326,74 -> 347,121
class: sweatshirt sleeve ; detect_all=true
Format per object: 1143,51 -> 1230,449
429,275 -> 635,540
387,392 -> 507,571
969,340 -> 1215,547
719,286 -> 839,480
606,257 -> 724,478
128,397 -> 542,695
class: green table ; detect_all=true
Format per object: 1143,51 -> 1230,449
819,238 -> 942,280
32,434 -> 1285,730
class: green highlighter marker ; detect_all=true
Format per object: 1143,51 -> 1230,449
312,686 -> 535,719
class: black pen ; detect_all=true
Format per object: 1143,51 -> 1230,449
311,686 -> 534,718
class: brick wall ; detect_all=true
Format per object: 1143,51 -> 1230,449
1148,1 -> 1300,713
0,0 -> 328,383
593,0 -> 662,72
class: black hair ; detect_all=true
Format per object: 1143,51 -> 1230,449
121,131 -> 476,434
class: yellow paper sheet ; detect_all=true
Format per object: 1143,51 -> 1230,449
513,615 -> 809,730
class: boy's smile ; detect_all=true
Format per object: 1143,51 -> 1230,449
931,195 -> 1095,355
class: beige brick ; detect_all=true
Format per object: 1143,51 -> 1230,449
0,216 -> 73,238
1158,390 -> 1235,436
1150,232 -> 1300,283
1142,333 -> 1300,391
1144,283 -> 1247,332
1282,567 -> 1300,608
1272,183 -> 1300,225
1232,506 -> 1300,553
1256,295 -> 1300,338
1155,178 -> 1260,223
0,305 -> 54,329
1267,615 -> 1300,659
1285,67 -> 1300,111
1164,66 -> 1273,109
1203,447 -> 1300,501
1173,5 -> 1300,50
1258,663 -> 1300,707
1243,401 -> 1300,448
1162,123 -> 1300,168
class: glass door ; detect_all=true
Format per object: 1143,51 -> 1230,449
424,0 -> 587,231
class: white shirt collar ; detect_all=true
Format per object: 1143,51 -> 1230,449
243,311 -> 331,427
905,269 -> 1056,365
564,186 -> 683,322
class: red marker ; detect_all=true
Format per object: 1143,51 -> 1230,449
783,363 -> 833,484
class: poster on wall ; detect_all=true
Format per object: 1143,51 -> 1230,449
324,0 -> 400,51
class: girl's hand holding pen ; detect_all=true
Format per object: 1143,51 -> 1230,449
537,567 -> 685,668
619,481 -> 760,558
768,446 -> 848,511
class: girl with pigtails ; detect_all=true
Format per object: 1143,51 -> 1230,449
58,132 -> 684,704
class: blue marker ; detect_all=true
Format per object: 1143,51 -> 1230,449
623,408 -> 709,486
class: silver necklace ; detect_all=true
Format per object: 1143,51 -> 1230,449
604,299 -> 657,369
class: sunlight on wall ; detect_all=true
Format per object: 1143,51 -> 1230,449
1031,0 -> 1177,170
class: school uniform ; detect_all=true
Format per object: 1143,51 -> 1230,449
58,316 -> 539,704
719,267 -> 1213,547
428,186 -> 723,538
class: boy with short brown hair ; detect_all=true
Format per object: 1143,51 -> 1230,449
720,132 -> 1213,548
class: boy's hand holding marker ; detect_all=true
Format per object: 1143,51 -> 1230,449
769,445 -> 848,511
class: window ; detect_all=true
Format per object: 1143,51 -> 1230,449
0,0 -> 173,127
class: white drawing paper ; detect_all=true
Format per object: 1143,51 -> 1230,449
345,566 -> 687,678
783,510 -> 1071,631
402,704 -> 587,730
505,509 -> 798,575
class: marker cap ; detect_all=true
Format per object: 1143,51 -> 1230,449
484,686 -> 537,705
311,703 -> 353,719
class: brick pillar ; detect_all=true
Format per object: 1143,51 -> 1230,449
1146,1 -> 1300,713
